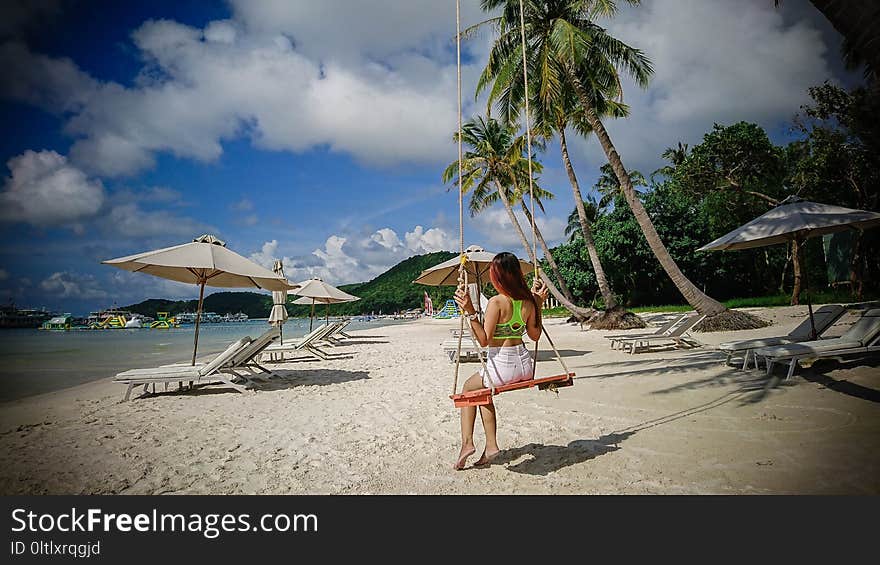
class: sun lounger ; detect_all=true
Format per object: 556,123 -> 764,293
605,313 -> 688,350
177,326 -> 284,384
114,337 -> 253,401
753,308 -> 880,380
261,322 -> 338,362
718,304 -> 846,369
317,320 -> 351,345
441,338 -> 488,363
614,313 -> 706,354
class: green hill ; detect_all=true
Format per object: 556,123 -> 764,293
123,251 -> 458,318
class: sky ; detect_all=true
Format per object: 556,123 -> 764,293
0,0 -> 865,315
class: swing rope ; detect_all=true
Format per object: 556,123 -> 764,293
450,0 -> 570,406
453,0 -> 493,399
517,0 -> 571,380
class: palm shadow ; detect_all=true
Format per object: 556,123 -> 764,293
798,355 -> 880,404
334,340 -> 390,345
253,369 -> 370,390
535,349 -> 591,361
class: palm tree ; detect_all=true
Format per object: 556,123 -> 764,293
565,195 -> 599,242
595,163 -> 646,211
475,0 -> 764,329
441,116 -> 593,318
651,142 -> 689,183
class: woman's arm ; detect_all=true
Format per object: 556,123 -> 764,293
453,288 -> 498,347
526,278 -> 549,342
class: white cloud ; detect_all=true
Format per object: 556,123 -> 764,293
569,0 -> 836,172
0,149 -> 105,226
470,208 -> 566,253
250,224 -> 454,285
0,2 -> 492,176
40,271 -> 108,300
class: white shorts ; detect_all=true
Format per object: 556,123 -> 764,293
480,344 -> 535,388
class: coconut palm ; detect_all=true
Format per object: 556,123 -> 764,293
475,0 -> 763,328
595,163 -> 646,210
565,195 -> 599,242
441,116 -> 593,318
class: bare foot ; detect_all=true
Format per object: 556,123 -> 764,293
453,446 -> 476,470
474,449 -> 501,467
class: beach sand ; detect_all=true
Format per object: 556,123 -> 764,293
1,305 -> 878,495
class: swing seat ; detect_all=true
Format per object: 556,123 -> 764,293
450,372 -> 575,408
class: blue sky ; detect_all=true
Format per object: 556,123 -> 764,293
0,0 -> 862,315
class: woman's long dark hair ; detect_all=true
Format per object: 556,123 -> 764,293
489,252 -> 535,309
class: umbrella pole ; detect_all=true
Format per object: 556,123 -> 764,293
326,303 -> 329,324
310,302 -> 315,332
192,281 -> 205,366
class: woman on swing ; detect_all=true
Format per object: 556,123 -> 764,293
452,251 -> 549,470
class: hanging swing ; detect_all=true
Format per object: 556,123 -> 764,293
448,0 -> 574,409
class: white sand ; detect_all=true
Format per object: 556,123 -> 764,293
1,305 -> 878,494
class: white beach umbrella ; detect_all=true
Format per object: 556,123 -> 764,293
698,197 -> 880,338
413,245 -> 533,318
103,234 -> 298,365
268,260 -> 290,344
292,278 -> 360,331
413,245 -> 533,287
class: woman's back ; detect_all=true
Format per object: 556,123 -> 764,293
489,294 -> 536,347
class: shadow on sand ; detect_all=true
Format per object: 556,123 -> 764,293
135,370 -> 370,400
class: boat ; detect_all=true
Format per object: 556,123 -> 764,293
222,312 -> 249,322
0,303 -> 53,329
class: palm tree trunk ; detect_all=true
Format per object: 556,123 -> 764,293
569,75 -> 727,317
493,180 -> 593,318
520,201 -> 577,304
559,126 -> 618,309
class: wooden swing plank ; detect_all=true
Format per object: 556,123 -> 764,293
450,372 -> 575,408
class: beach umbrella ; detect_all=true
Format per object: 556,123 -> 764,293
103,234 -> 298,365
698,196 -> 880,338
413,244 -> 533,318
292,278 -> 360,331
268,260 -> 290,344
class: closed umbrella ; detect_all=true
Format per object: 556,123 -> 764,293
103,234 -> 298,365
413,244 -> 533,319
698,196 -> 880,338
292,278 -> 360,331
268,260 -> 290,344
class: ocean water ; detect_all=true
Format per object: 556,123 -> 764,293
0,318 -> 405,402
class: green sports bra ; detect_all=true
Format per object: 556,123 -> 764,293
494,299 -> 526,339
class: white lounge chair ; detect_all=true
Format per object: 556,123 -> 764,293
614,313 -> 706,355
114,337 -> 253,401
441,337 -> 488,363
261,322 -> 338,362
718,304 -> 846,369
754,308 -> 880,380
605,313 -> 689,350
180,326 -> 284,384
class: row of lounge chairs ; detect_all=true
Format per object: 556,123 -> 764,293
720,306 -> 880,379
602,305 -> 880,379
113,319 -> 354,401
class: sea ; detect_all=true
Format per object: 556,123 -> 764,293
0,317 -> 407,402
